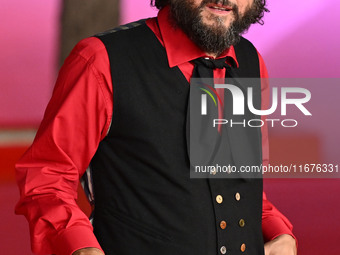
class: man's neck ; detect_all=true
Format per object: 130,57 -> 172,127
205,52 -> 220,59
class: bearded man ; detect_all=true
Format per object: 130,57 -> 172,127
15,1 -> 297,254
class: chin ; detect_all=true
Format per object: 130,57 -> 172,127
203,15 -> 234,28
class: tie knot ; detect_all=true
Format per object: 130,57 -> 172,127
193,57 -> 228,70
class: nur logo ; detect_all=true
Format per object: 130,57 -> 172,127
200,84 -> 223,116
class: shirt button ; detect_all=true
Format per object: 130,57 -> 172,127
239,219 -> 246,227
216,195 -> 223,204
220,246 -> 227,254
220,220 -> 227,229
235,192 -> 241,201
240,243 -> 246,252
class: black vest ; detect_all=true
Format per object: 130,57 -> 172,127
91,20 -> 264,255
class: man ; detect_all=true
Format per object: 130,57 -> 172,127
15,0 -> 297,254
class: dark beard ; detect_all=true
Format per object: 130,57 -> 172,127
169,0 -> 260,56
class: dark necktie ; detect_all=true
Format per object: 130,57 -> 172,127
188,57 -> 236,176
192,57 -> 239,79
192,57 -> 229,77
188,56 -> 262,179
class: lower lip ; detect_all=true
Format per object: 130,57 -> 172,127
205,6 -> 232,15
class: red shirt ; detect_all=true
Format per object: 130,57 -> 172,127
15,6 -> 295,255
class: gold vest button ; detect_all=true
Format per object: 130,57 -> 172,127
239,219 -> 245,227
216,195 -> 223,204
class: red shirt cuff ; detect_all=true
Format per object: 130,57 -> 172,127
262,217 -> 298,247
54,226 -> 103,255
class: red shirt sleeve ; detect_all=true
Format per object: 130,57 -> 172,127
15,37 -> 113,255
262,192 -> 296,242
258,52 -> 297,243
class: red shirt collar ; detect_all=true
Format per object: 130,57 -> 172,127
157,6 -> 239,68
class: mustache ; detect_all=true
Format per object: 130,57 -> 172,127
199,0 -> 239,13
200,0 -> 236,7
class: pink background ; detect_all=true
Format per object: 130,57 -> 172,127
0,0 -> 60,127
1,0 -> 339,254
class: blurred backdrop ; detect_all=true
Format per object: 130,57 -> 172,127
0,0 -> 339,254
